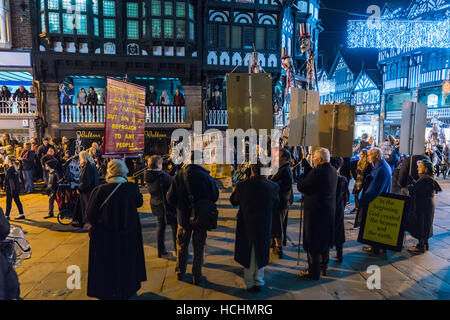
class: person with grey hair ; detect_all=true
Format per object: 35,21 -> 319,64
86,159 -> 146,300
297,147 -> 337,280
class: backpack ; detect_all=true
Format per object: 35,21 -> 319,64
182,168 -> 218,231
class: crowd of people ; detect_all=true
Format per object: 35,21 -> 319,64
0,130 -> 446,299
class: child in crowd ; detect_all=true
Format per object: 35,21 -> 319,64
44,160 -> 61,219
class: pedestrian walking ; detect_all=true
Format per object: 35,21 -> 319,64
166,151 -> 219,285
297,148 -> 337,280
407,159 -> 441,254
230,163 -> 280,293
270,148 -> 293,258
145,155 -> 177,258
18,142 -> 34,193
75,151 -> 99,226
86,159 -> 146,300
4,158 -> 25,220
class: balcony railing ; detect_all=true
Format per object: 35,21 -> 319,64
207,109 -> 228,126
0,98 -> 36,116
60,104 -> 186,124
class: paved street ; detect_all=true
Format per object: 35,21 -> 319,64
1,179 -> 449,300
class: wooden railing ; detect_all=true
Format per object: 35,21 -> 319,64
0,98 -> 36,115
207,109 -> 228,126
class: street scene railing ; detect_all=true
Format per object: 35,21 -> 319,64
60,104 -> 186,124
208,109 -> 228,126
0,98 -> 36,115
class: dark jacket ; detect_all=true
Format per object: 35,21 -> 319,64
5,166 -> 20,196
398,154 -> 430,188
46,170 -> 61,195
146,91 -> 157,105
37,144 -> 53,164
1,89 -> 11,99
13,89 -> 29,101
173,93 -> 185,106
145,170 -> 176,223
297,160 -> 338,253
20,149 -> 35,171
41,154 -> 61,172
230,176 -> 280,269
334,175 -> 349,247
407,175 -> 441,240
87,92 -> 98,105
270,162 -> 293,210
167,164 -> 219,228
0,207 -> 19,300
78,163 -> 99,194
86,182 -> 146,300
359,159 -> 392,206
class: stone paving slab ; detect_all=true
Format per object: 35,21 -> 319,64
1,179 -> 449,300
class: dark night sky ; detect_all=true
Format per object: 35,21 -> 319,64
318,0 -> 413,70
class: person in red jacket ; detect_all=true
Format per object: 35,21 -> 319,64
173,88 -> 185,106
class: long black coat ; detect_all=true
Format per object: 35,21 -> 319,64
230,176 -> 280,269
86,182 -> 146,300
407,176 -> 441,240
78,162 -> 100,216
334,175 -> 349,247
270,163 -> 293,210
5,166 -> 20,197
398,154 -> 430,188
297,160 -> 338,253
145,170 -> 176,224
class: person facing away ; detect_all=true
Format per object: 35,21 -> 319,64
358,147 -> 392,255
146,85 -> 157,106
44,160 -> 61,219
173,88 -> 185,106
230,163 -> 280,293
297,148 -> 337,280
75,151 -> 99,227
145,155 -> 177,258
330,157 -> 349,263
86,159 -> 146,300
407,159 -> 441,254
269,148 -> 293,258
4,158 -> 25,220
77,88 -> 88,105
166,151 -> 219,286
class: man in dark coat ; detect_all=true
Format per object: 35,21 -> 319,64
398,153 -> 430,195
297,148 -> 337,280
4,159 -> 25,220
173,88 -> 185,106
145,155 -> 177,258
19,142 -> 35,193
37,138 -> 54,186
270,148 -> 293,258
230,163 -> 279,293
86,159 -> 146,300
166,152 -> 219,285
146,85 -> 157,106
330,157 -> 349,263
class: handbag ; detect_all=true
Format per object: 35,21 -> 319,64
100,183 -> 123,210
182,168 -> 218,231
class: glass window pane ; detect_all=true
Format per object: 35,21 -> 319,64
189,22 -> 194,40
47,0 -> 59,10
77,14 -> 87,34
164,19 -> 173,38
255,27 -> 265,50
152,19 -> 162,37
103,0 -> 116,17
164,1 -> 173,16
76,0 -> 86,12
62,0 -> 72,10
243,26 -> 254,49
41,13 -> 46,33
48,12 -> 60,33
94,17 -> 99,36
189,4 -> 194,20
127,20 -> 139,39
103,19 -> 116,38
127,2 -> 139,18
218,25 -> 230,47
40,0 -> 45,11
93,0 -> 99,15
232,26 -> 241,49
63,13 -> 74,34
143,2 -> 146,16
176,20 -> 185,39
143,20 -> 146,36
176,2 -> 185,17
152,0 -> 161,16
207,24 -> 217,46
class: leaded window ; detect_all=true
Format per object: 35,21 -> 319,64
127,2 -> 139,18
152,0 -> 161,16
164,1 -> 173,16
152,19 -> 162,37
175,2 -> 185,17
164,19 -> 173,38
127,20 -> 139,39
104,19 -> 115,38
103,0 -> 115,17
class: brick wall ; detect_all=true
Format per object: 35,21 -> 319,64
9,0 -> 32,50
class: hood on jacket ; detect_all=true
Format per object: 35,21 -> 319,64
146,169 -> 165,183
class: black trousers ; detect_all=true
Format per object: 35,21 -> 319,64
156,214 -> 177,255
307,250 -> 330,280
48,193 -> 56,216
5,192 -> 24,217
336,243 -> 343,259
176,225 -> 207,280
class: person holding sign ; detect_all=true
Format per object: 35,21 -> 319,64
359,148 -> 392,255
407,159 -> 441,254
297,148 -> 337,280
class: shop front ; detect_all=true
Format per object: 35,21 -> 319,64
145,129 -> 176,156
355,114 -> 380,143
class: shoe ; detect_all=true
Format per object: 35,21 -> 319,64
158,251 -> 169,258
425,243 -> 429,251
321,268 -> 327,276
298,269 -> 320,281
71,222 -> 84,228
362,246 -> 381,254
16,215 -> 25,220
277,247 -> 283,259
193,276 -> 205,286
247,285 -> 262,293
43,215 -> 54,219
176,273 -> 184,281
408,245 -> 425,254
336,256 -> 343,263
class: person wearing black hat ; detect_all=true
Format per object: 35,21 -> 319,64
407,159 -> 441,254
44,159 -> 61,219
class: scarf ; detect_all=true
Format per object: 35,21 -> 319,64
106,176 -> 128,184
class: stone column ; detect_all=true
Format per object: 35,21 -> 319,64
41,82 -> 61,138
183,85 -> 203,130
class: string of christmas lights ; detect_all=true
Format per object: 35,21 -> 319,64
347,19 -> 450,49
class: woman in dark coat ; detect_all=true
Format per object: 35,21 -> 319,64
230,164 -> 279,291
351,150 -> 371,213
77,151 -> 99,224
297,148 -> 337,280
407,159 -> 441,254
86,159 -> 146,300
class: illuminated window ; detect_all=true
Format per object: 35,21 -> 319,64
176,20 -> 185,39
232,26 -> 242,49
176,2 -> 185,17
256,27 -> 265,50
164,19 -> 173,38
62,0 -> 72,10
94,17 -> 99,36
127,2 -> 139,18
92,0 -> 98,15
189,22 -> 194,40
427,94 -> 439,108
103,0 -> 115,17
188,4 -> 194,20
47,0 -> 59,10
164,1 -> 173,16
152,0 -> 161,16
63,13 -> 74,34
75,0 -> 86,12
127,20 -> 139,39
40,0 -> 45,10
103,19 -> 115,38
142,2 -> 146,16
48,12 -> 60,33
40,13 -> 46,33
152,19 -> 161,37
76,14 -> 87,34
143,20 -> 146,36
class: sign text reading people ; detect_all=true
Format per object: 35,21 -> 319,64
103,78 -> 146,157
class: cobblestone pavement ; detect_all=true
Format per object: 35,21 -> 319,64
1,179 -> 449,300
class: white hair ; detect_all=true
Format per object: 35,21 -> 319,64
79,150 -> 95,165
314,148 -> 330,163
369,147 -> 382,158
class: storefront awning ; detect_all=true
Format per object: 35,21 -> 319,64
0,71 -> 33,86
